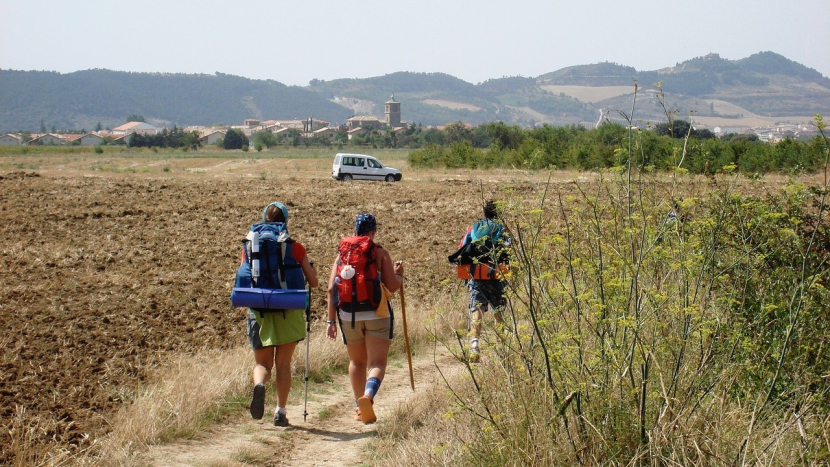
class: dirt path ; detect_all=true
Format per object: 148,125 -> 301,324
137,349 -> 457,466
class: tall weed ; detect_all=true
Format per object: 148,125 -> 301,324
425,115 -> 830,465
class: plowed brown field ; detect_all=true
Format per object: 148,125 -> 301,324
0,152 -> 558,461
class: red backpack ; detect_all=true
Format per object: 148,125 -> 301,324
335,236 -> 382,326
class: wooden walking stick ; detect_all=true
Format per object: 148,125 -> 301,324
398,270 -> 415,390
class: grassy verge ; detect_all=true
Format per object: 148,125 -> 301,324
0,145 -> 411,160
364,119 -> 830,466
49,298 -> 442,466
0,146 -> 412,176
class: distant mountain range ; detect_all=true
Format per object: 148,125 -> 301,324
1,51 -> 828,133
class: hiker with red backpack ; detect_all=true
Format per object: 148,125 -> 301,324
233,202 -> 318,427
448,200 -> 510,362
325,213 -> 404,424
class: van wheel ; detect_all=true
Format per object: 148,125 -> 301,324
385,174 -> 395,182
342,174 -> 353,182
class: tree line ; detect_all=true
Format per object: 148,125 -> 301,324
406,120 -> 828,175
127,126 -> 202,151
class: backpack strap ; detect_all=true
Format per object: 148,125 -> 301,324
350,274 -> 357,329
276,241 -> 287,288
352,240 -> 363,328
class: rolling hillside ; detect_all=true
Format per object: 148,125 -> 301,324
0,69 -> 352,132
1,51 -> 828,132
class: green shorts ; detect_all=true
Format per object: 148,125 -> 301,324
247,309 -> 306,349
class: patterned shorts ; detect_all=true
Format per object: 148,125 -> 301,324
468,280 -> 506,313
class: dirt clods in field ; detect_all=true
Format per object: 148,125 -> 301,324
0,166 -> 544,460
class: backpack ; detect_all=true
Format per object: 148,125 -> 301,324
448,219 -> 509,280
334,235 -> 382,328
470,219 -> 503,249
231,222 -> 306,316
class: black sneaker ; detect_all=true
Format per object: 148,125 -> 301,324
274,411 -> 289,427
250,383 -> 265,420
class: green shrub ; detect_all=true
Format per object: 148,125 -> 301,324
434,117 -> 830,465
407,144 -> 445,168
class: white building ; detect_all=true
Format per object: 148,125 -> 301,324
0,133 -> 22,146
29,133 -> 63,145
69,133 -> 106,146
112,121 -> 158,136
200,129 -> 225,146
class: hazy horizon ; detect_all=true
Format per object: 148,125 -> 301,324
1,0 -> 828,87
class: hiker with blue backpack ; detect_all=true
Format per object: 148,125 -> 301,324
232,202 -> 318,427
325,213 -> 404,424
448,200 -> 510,362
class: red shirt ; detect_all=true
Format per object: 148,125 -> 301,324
239,241 -> 306,265
291,242 -> 307,264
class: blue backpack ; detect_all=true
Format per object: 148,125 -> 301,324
231,222 -> 307,315
448,219 -> 509,278
470,219 -> 503,246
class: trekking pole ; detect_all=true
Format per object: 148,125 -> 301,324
303,279 -> 311,422
398,271 -> 415,391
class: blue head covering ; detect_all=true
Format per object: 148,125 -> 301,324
355,213 -> 377,235
262,202 -> 289,223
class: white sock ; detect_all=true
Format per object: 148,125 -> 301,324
275,406 -> 286,416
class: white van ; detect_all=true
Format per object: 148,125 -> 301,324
331,153 -> 402,182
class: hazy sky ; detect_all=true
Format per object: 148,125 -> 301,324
1,0 -> 828,86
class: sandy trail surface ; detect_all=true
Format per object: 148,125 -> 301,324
137,349 -> 456,466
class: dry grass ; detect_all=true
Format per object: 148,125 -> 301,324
368,345 -> 830,467
4,406 -> 80,466
86,346 -> 250,465
80,328 -> 343,466
540,84 -> 634,103
2,280 -> 455,466
371,374 -> 472,466
67,301 -> 442,466
422,99 -> 484,112
360,172 -> 830,467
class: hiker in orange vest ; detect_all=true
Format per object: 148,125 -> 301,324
325,213 -> 404,424
449,200 -> 510,362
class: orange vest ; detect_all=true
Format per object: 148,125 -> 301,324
457,263 -> 509,280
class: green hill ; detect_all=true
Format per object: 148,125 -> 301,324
1,51 -> 828,132
0,69 -> 351,132
739,51 -> 830,85
538,62 -> 638,86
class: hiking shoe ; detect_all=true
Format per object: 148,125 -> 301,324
274,411 -> 289,427
357,395 -> 376,424
250,383 -> 265,420
355,408 -> 362,422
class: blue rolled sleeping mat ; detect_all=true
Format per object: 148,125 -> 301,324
231,287 -> 309,310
